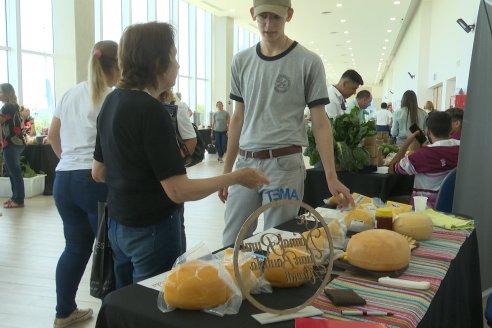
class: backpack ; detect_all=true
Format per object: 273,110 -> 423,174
164,104 -> 205,167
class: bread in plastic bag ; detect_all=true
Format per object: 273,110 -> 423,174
158,242 -> 242,316
220,248 -> 272,296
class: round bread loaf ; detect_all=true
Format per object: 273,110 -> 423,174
221,248 -> 258,295
393,212 -> 433,240
264,247 -> 313,288
346,229 -> 410,271
163,259 -> 229,310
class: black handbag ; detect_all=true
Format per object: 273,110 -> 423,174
164,104 -> 205,167
89,202 -> 115,299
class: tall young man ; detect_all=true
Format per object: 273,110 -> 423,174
219,0 -> 353,246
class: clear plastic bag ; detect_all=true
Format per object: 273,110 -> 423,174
219,248 -> 272,296
157,242 -> 242,317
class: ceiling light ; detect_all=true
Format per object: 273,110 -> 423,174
336,3 -> 342,7
384,39 -> 389,42
383,46 -> 387,50
344,31 -> 349,34
348,47 -> 353,50
457,18 -> 475,33
350,53 -> 354,56
229,9 -> 235,13
394,1 -> 401,4
387,29 -> 392,33
380,58 -> 383,61
390,17 -> 396,21
310,41 -> 314,44
340,19 -> 346,23
381,53 -> 385,55
346,40 -> 351,43
316,48 -> 319,51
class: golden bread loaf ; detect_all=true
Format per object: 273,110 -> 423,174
346,229 -> 410,271
393,212 -> 433,241
301,220 -> 343,250
221,248 -> 258,295
163,259 -> 230,310
264,247 -> 313,288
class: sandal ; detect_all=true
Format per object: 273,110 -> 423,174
3,200 -> 24,208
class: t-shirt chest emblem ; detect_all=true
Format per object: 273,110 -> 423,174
274,74 -> 290,93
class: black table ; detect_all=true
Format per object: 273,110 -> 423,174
95,225 -> 482,328
22,144 -> 59,195
303,168 -> 415,209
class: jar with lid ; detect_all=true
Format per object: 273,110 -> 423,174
375,208 -> 394,230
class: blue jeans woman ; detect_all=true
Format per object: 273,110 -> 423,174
3,143 -> 26,205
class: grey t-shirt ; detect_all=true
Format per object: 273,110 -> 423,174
230,41 -> 329,150
212,111 -> 230,132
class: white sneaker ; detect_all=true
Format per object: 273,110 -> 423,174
54,308 -> 93,328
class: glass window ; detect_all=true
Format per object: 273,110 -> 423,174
156,0 -> 170,22
102,0 -> 122,41
0,51 -> 7,82
178,76 -> 189,103
196,8 -> 205,79
0,0 -> 6,46
21,53 -> 55,130
178,0 -> 189,76
20,0 -> 53,53
131,0 -> 147,23
196,79 -> 205,124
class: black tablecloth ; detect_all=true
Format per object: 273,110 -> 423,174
95,228 -> 482,328
22,144 -> 58,195
198,128 -> 212,146
303,168 -> 415,208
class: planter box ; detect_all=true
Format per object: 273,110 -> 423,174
0,174 -> 46,198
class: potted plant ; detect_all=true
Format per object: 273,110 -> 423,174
304,108 -> 376,171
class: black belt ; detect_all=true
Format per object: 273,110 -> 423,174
239,146 -> 302,159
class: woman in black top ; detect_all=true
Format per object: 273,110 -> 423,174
92,22 -> 268,289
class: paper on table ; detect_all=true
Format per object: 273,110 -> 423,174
252,306 -> 323,324
138,271 -> 168,291
376,166 -> 389,174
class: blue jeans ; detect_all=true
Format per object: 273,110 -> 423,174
3,144 -> 26,204
53,170 -> 108,317
214,130 -> 228,157
108,208 -> 183,290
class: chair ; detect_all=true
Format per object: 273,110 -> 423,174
486,293 -> 492,327
434,168 -> 457,212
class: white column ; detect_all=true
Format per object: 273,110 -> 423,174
211,16 -> 234,113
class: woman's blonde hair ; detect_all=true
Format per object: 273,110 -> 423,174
159,89 -> 176,104
424,100 -> 435,111
88,40 -> 118,105
0,83 -> 18,104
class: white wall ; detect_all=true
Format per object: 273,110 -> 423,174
53,0 -> 95,103
211,16 -> 234,114
381,0 -> 481,110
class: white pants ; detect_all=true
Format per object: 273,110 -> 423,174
222,153 -> 306,246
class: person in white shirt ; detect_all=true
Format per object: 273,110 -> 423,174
48,40 -> 120,328
325,69 -> 364,119
376,102 -> 393,133
175,91 -> 192,120
346,90 -> 372,123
